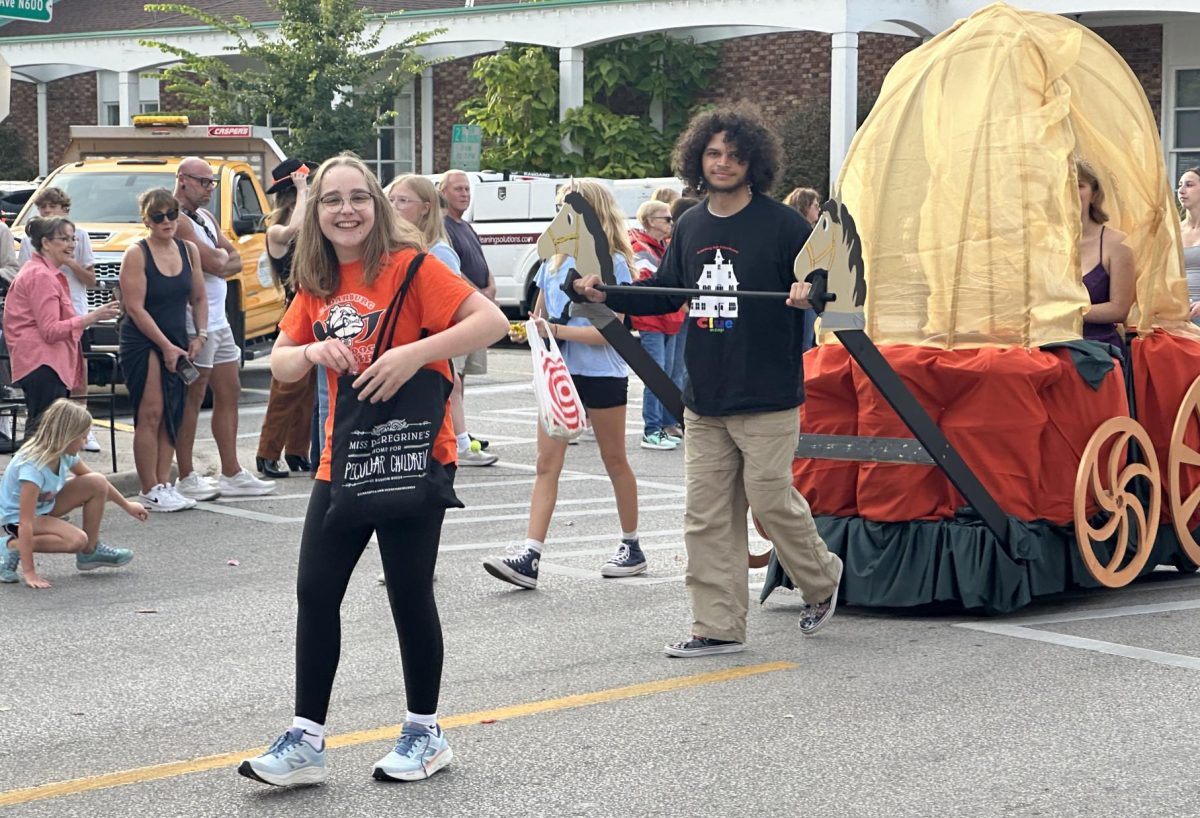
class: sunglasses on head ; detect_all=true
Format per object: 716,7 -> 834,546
150,209 -> 180,224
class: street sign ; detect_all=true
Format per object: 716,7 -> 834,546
449,124 -> 482,172
0,0 -> 53,23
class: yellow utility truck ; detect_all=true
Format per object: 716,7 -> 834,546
12,117 -> 288,359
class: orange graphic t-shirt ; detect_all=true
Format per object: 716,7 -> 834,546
279,249 -> 476,482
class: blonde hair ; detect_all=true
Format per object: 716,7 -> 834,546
19,400 -> 92,468
384,175 -> 450,250
558,179 -> 635,271
1076,159 -> 1110,225
291,153 -> 424,298
651,186 -> 679,205
636,199 -> 670,229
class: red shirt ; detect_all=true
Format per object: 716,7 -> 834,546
2,254 -> 86,390
280,249 -> 476,482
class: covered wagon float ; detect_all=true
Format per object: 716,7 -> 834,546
760,1 -> 1200,613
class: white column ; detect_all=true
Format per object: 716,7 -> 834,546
829,31 -> 859,188
36,82 -> 48,176
117,70 -> 137,125
421,67 -> 434,174
558,47 -> 584,154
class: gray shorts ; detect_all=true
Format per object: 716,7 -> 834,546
194,325 -> 241,368
452,347 -> 487,376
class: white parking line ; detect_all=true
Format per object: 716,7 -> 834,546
955,598 -> 1200,672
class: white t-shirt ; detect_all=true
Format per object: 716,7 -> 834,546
18,230 -> 94,317
184,208 -> 231,333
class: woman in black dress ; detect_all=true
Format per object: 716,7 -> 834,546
119,188 -> 208,512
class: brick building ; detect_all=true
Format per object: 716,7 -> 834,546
1,0 -> 1197,187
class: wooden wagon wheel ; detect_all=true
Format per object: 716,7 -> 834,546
1074,417 -> 1161,588
1167,375 -> 1200,569
749,515 -> 774,569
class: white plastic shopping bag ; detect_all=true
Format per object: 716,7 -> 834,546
527,318 -> 587,441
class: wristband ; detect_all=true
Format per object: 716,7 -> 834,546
303,343 -> 313,363
196,331 -> 208,340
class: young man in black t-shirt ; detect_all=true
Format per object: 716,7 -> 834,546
574,105 -> 844,656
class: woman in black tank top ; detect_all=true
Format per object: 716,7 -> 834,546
255,162 -> 317,478
118,189 -> 209,506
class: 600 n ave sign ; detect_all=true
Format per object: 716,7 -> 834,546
0,0 -> 52,22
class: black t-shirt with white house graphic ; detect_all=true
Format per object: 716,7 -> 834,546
605,193 -> 812,417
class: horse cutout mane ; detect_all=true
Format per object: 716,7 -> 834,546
794,197 -> 867,332
562,191 -> 614,285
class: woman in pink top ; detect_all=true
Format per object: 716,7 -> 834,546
2,218 -> 119,439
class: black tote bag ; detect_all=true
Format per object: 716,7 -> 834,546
327,253 -> 464,524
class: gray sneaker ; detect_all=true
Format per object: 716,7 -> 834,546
0,548 -> 19,583
798,554 -> 844,635
458,447 -> 498,467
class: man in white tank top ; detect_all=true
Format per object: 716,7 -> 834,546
171,157 -> 275,499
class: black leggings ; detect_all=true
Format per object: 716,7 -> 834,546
295,479 -> 446,723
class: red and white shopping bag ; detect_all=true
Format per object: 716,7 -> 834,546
527,318 -> 587,441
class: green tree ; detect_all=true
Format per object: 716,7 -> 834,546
460,35 -> 720,177
141,0 -> 439,162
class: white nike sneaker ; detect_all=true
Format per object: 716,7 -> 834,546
83,431 -> 102,452
138,484 -> 191,513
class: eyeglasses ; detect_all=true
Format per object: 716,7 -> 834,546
182,173 -> 219,189
149,209 -> 180,224
319,192 -> 374,211
51,234 -> 78,244
652,216 -> 674,223
389,197 -> 421,207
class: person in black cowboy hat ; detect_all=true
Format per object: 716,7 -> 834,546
255,158 -> 319,479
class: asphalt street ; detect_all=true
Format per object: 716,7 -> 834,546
4,346 -> 1200,817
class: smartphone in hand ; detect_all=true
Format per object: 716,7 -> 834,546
177,358 -> 201,385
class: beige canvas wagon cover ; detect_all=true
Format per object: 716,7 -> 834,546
837,1 -> 1189,348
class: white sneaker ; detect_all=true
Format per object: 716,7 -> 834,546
83,430 -> 101,452
137,484 -> 191,513
176,471 -> 220,501
219,468 -> 276,497
166,483 -> 198,509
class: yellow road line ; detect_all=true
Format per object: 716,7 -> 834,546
90,419 -> 136,433
0,661 -> 795,808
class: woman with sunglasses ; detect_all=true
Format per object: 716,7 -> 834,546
118,189 -> 209,513
2,217 -> 119,439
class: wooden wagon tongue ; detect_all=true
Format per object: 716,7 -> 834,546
547,193 -> 1013,550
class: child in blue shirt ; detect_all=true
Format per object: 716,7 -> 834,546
1,399 -> 146,589
483,180 -> 644,589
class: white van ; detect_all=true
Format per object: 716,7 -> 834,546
434,173 -> 684,317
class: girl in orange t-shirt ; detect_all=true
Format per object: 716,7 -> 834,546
237,155 -> 507,788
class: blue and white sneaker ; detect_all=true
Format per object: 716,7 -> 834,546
600,540 -> 647,577
0,548 -> 18,584
238,728 -> 327,786
372,722 -> 453,782
76,543 -> 133,572
483,545 -> 539,589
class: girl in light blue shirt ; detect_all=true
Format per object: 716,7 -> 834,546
483,180 -> 646,589
1,400 -> 146,589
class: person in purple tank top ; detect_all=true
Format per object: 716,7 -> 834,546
1077,160 -> 1134,349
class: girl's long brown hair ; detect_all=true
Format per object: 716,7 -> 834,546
290,153 -> 423,298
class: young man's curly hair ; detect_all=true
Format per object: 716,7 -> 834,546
672,104 -> 782,194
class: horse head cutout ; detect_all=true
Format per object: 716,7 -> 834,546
794,198 -> 867,331
536,190 -> 614,285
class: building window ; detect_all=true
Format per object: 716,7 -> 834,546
362,87 -> 415,187
1173,68 -> 1200,180
97,71 -> 161,125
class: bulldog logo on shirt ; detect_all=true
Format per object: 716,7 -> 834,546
313,303 -> 384,345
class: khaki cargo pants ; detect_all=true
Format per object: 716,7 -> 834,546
683,407 -> 840,644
